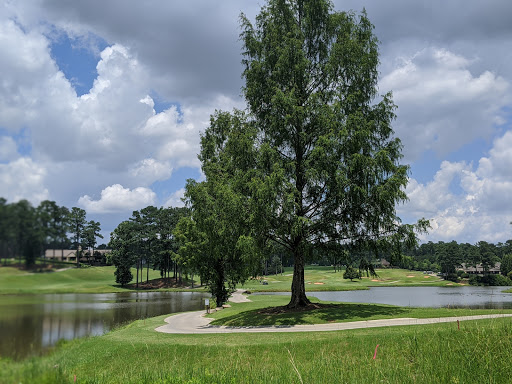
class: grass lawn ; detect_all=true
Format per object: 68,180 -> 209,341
3,298 -> 512,383
239,265 -> 462,292
0,265 -> 458,295
0,265 -> 203,294
207,294 -> 512,326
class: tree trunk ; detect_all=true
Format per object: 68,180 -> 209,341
287,249 -> 311,308
136,259 -> 139,289
76,240 -> 80,269
214,262 -> 228,307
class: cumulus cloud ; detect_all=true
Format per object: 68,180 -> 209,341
0,136 -> 19,161
0,17 -> 227,204
400,130 -> 512,243
2,1 -> 512,243
163,188 -> 186,208
0,157 -> 49,204
380,47 -> 509,160
78,184 -> 157,213
129,158 -> 173,186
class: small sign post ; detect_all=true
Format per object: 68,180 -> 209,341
205,299 -> 210,314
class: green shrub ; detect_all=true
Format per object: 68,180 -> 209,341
444,273 -> 459,282
469,274 -> 511,286
343,266 -> 361,281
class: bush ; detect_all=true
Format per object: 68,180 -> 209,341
484,274 -> 512,286
469,274 -> 512,286
445,273 -> 459,282
343,266 -> 361,281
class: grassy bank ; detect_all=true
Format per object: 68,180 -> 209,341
240,265 -> 463,292
3,300 -> 512,383
208,294 -> 512,326
0,266 -> 202,294
0,265 -> 460,295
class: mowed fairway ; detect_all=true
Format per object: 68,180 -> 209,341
0,265 -> 459,295
239,266 -> 458,292
0,266 -> 165,294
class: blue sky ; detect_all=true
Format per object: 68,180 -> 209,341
1,0 -> 511,244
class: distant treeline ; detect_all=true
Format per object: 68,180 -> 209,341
0,198 -> 105,267
400,240 -> 512,274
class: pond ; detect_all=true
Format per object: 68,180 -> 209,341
259,286 -> 512,309
3,286 -> 512,360
0,291 -> 209,360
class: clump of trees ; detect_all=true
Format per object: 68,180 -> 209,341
343,266 -> 361,282
396,240 -> 512,284
0,198 -> 104,268
109,206 -> 190,287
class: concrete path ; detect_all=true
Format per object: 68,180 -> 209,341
228,289 -> 252,303
155,291 -> 512,334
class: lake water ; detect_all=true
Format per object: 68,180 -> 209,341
0,291 -> 209,360
259,286 -> 512,309
3,286 -> 512,360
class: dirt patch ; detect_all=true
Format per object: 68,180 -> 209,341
125,278 -> 195,290
258,303 -> 337,315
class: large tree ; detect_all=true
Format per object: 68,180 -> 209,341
180,171 -> 261,306
110,220 -> 137,286
236,0 -> 427,308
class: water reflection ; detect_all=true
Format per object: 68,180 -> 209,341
0,291 -> 209,360
260,286 -> 512,309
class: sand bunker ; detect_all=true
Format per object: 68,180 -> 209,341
313,282 -> 324,285
371,279 -> 379,282
407,275 -> 415,277
424,276 -> 430,278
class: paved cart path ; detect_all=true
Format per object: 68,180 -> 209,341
155,291 -> 512,334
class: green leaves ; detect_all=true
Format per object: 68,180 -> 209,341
187,0 -> 428,307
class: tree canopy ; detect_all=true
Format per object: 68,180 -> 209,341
181,0 -> 429,308
192,0 -> 426,308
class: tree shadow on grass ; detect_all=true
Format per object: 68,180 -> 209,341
211,302 -> 409,327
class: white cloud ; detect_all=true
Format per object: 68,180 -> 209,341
129,158 -> 173,186
380,47 -> 509,160
163,188 -> 186,208
0,18 -> 217,202
404,161 -> 469,217
78,184 -> 157,213
0,136 -> 19,161
476,131 -> 512,180
0,157 -> 49,204
401,130 -> 512,243
2,1 -> 511,244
